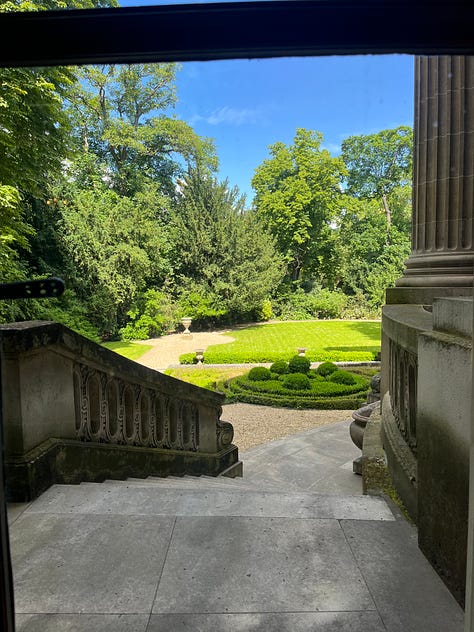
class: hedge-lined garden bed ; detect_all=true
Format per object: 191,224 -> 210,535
222,358 -> 370,409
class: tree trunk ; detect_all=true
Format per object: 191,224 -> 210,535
382,194 -> 391,244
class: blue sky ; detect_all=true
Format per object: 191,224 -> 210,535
120,2 -> 415,204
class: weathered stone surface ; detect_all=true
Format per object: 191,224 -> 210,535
16,614 -> 149,632
25,482 -> 395,521
11,513 -> 175,614
146,612 -> 386,631
0,320 -> 240,502
152,516 -> 376,614
342,519 -> 464,631
417,302 -> 472,607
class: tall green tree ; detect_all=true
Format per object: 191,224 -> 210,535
53,179 -> 172,336
67,64 -> 218,196
341,126 -> 413,235
252,128 -> 346,284
171,171 -> 285,324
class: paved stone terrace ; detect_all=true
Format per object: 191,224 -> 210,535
8,419 -> 464,631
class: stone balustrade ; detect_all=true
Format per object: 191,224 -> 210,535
0,320 -> 241,501
387,338 -> 418,455
380,304 -> 433,521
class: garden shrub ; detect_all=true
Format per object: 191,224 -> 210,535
248,366 -> 272,381
316,361 -> 338,376
311,288 -> 348,319
329,370 -> 357,385
224,358 -> 370,409
270,360 -> 289,374
288,355 -> 311,374
120,289 -> 179,341
282,373 -> 311,390
258,298 -> 273,321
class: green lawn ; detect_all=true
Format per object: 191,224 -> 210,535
164,366 -> 248,391
102,340 -> 153,361
180,320 -> 381,364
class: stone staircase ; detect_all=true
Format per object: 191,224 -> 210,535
9,420 -> 465,632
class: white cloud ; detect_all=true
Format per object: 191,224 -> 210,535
322,142 -> 342,155
190,106 -> 262,126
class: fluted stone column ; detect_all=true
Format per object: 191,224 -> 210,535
387,55 -> 474,304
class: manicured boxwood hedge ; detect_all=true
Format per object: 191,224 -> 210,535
223,366 -> 370,409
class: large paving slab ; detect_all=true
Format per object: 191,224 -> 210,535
16,614 -> 149,632
341,519 -> 464,631
24,483 -> 395,520
152,516 -> 377,614
241,420 -> 363,494
146,611 -> 386,631
11,513 -> 175,614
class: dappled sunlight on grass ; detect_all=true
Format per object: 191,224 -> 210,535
102,340 -> 153,361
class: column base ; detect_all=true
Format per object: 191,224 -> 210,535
386,286 -> 474,305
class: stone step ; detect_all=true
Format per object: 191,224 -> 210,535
127,474 -> 289,492
94,477 -> 292,495
31,482 -> 395,521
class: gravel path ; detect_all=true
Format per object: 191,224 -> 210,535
222,402 -> 354,452
136,330 -> 235,370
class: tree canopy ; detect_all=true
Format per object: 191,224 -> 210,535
252,128 -> 346,284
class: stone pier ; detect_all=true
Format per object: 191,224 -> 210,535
381,55 -> 474,607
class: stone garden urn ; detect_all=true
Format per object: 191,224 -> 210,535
181,317 -> 192,336
350,400 -> 380,474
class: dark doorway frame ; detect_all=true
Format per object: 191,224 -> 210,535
1,1 -> 473,629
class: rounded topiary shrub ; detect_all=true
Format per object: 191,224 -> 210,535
270,360 -> 289,375
288,355 -> 311,374
247,366 -> 272,381
282,372 -> 311,390
316,361 -> 339,377
329,370 -> 357,385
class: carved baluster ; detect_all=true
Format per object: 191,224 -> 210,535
86,371 -> 102,441
162,396 -> 171,448
139,390 -> 151,446
189,403 -> 199,451
176,401 -> 184,449
105,379 -> 120,443
117,380 -> 126,444
78,364 -> 91,441
99,372 -> 108,441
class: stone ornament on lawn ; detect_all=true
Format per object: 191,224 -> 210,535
181,317 -> 192,337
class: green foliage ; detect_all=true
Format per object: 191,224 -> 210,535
288,354 -> 311,374
316,361 -> 338,376
329,370 -> 357,385
252,128 -> 346,283
273,287 -> 347,320
0,66 -> 74,196
171,171 -> 284,326
225,368 -> 370,409
54,185 -> 172,336
119,289 -> 179,340
270,360 -> 289,374
282,372 -> 311,390
248,366 -> 272,381
259,298 -> 273,321
342,126 -> 413,201
35,289 -> 100,341
67,64 -> 217,196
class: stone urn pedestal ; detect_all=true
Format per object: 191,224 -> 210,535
350,400 -> 380,475
181,317 -> 192,338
